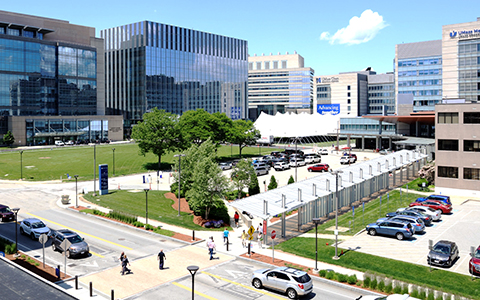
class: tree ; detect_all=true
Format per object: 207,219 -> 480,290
178,109 -> 233,147
288,175 -> 295,185
228,119 -> 260,158
231,159 -> 254,199
248,171 -> 260,196
131,108 -> 181,170
3,130 -> 14,147
268,175 -> 278,190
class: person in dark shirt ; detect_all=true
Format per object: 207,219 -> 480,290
157,249 -> 166,270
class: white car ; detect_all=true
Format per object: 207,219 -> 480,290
320,149 -> 329,155
65,140 -> 75,145
54,140 -> 65,146
289,158 -> 306,168
340,156 -> 355,164
304,154 -> 321,164
20,218 -> 51,240
356,294 -> 421,300
406,206 -> 442,221
274,161 -> 290,171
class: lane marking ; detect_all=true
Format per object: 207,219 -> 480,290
25,212 -> 132,251
202,271 -> 286,300
172,282 -> 218,300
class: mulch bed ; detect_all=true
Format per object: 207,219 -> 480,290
6,252 -> 69,283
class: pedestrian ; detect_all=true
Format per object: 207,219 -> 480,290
257,231 -> 263,249
241,230 -> 247,248
157,249 -> 166,270
223,228 -> 229,245
121,254 -> 131,275
234,211 -> 240,228
119,252 -> 125,273
257,223 -> 262,235
208,238 -> 216,260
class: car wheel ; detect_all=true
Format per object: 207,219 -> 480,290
396,232 -> 404,240
52,243 -> 57,252
66,250 -> 71,258
287,288 -> 298,299
308,169 -> 312,172
30,233 -> 35,240
20,227 -> 25,235
252,278 -> 262,289
369,229 -> 376,236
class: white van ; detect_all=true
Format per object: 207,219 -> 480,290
55,141 -> 65,146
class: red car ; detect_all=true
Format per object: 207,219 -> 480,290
409,200 -> 452,214
469,245 -> 480,275
0,205 -> 14,222
307,164 -> 329,172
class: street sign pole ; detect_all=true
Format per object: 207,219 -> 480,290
271,230 -> 276,262
39,234 -> 48,269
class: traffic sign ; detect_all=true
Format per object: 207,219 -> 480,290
248,235 -> 254,241
248,226 -> 255,236
39,233 -> 48,245
271,230 -> 276,239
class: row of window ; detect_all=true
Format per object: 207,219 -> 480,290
458,43 -> 480,54
398,58 -> 441,67
398,69 -> 441,76
438,139 -> 480,151
458,57 -> 480,67
0,27 -> 44,40
398,80 -> 442,87
368,92 -> 394,97
399,90 -> 442,96
368,85 -> 394,91
438,112 -> 480,124
438,166 -> 480,180
248,60 -> 288,71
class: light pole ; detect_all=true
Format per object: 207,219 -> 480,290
331,170 -> 343,260
112,148 -> 116,176
74,175 -> 79,208
12,208 -> 20,256
144,188 -> 149,224
93,144 -> 97,196
19,150 -> 23,180
312,218 -> 321,271
187,265 -> 199,300
174,154 -> 186,217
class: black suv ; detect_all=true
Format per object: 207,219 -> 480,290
51,229 -> 89,258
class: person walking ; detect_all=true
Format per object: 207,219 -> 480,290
241,230 -> 247,248
234,211 -> 240,228
223,228 -> 229,245
157,249 -> 166,270
208,238 -> 216,260
257,231 -> 263,249
119,252 -> 125,273
121,254 -> 131,275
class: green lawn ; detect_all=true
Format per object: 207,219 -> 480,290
0,143 -> 279,181
312,189 -> 423,235
277,237 -> 480,299
83,190 -> 230,231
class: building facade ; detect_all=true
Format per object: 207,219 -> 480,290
247,52 -> 313,120
101,21 -> 248,131
367,73 -> 395,115
436,102 -> 480,196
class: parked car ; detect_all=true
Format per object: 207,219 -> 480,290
366,220 -> 413,240
415,194 -> 451,206
387,209 -> 432,226
379,149 -> 391,155
284,149 -> 304,156
307,164 -> 330,172
409,200 -> 452,214
253,161 -> 270,170
340,155 -> 355,164
54,140 -> 65,146
219,162 -> 232,171
469,245 -> 480,275
343,153 -> 357,162
274,161 -> 290,171
20,218 -> 50,240
356,294 -> 421,300
65,140 -> 75,145
270,151 -> 281,157
304,154 -> 321,164
427,240 -> 459,267
251,266 -> 313,299
406,206 -> 442,221
0,205 -> 14,222
377,215 -> 425,234
254,166 -> 269,176
51,229 -> 89,258
320,148 -> 329,155
289,158 -> 306,168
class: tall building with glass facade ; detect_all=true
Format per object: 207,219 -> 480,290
367,73 -> 395,114
248,52 -> 313,120
101,21 -> 248,130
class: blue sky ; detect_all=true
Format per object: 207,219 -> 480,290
3,1 -> 480,75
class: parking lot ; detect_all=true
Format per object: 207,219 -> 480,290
339,198 -> 480,276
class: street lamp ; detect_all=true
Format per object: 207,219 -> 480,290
330,170 -> 343,260
173,154 -> 186,217
12,208 -> 20,256
144,188 -> 149,225
74,175 -> 79,208
312,218 -> 321,271
187,265 -> 199,300
93,144 -> 97,196
112,148 -> 116,176
19,150 -> 23,180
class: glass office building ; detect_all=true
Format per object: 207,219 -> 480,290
101,21 -> 248,128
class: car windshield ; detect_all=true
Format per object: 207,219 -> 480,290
0,207 -> 11,213
32,222 -> 45,229
433,244 -> 450,254
293,273 -> 311,283
67,235 -> 83,244
474,250 -> 480,259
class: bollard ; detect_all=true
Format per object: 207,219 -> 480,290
192,230 -> 195,241
56,265 -> 61,279
226,237 -> 229,251
75,275 -> 78,290
111,289 -> 114,300
90,282 -> 93,297
248,242 -> 251,256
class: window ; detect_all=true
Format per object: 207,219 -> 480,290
438,139 -> 458,151
281,60 -> 287,69
256,62 -> 261,70
347,85 -> 351,90
347,92 -> 351,97
464,168 -> 480,180
248,62 -> 253,70
464,140 -> 480,152
464,112 -> 480,123
264,61 -> 270,70
273,61 -> 278,69
438,112 -> 458,124
438,166 -> 458,178
276,273 -> 290,281
347,99 -> 351,104
347,106 -> 351,111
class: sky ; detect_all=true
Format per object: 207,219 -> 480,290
3,1 -> 480,75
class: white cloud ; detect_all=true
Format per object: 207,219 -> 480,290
320,9 -> 387,45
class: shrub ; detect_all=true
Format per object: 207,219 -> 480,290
108,210 -> 137,224
145,224 -> 154,231
370,278 -> 377,290
287,175 -> 295,185
268,175 -> 278,190
401,284 -> 409,295
5,243 -> 16,255
337,274 -> 348,283
427,291 -> 435,300
356,280 -> 362,286
435,294 -> 444,300
419,289 -> 426,300
319,270 -> 327,277
377,280 -> 385,292
133,221 -> 144,227
363,276 -> 371,288
410,288 -> 419,298
393,284 -> 402,294
347,274 -> 357,285
35,262 -> 40,267
326,271 -> 335,280
385,282 -> 393,294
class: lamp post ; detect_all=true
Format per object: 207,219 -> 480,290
312,218 -> 321,271
330,170 -> 343,260
93,144 -> 97,196
19,150 -> 23,180
174,154 -> 186,217
74,175 -> 79,208
144,188 -> 149,224
187,265 -> 199,300
12,208 -> 20,256
112,148 -> 116,176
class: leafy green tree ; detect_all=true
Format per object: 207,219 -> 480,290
3,130 -> 14,147
248,171 -> 260,196
178,109 -> 233,147
131,108 -> 181,170
228,119 -> 260,158
288,175 -> 295,185
268,175 -> 278,190
231,159 -> 254,199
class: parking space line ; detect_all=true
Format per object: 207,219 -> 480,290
202,271 -> 285,300
25,212 -> 133,251
172,282 -> 218,300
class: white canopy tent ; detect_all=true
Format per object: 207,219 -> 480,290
253,112 -> 341,138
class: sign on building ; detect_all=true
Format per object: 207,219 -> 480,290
99,164 -> 108,195
317,104 -> 340,115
